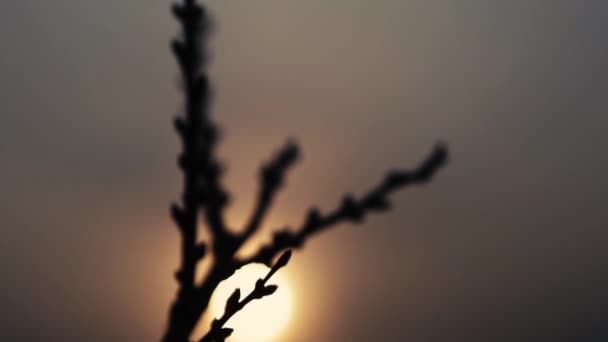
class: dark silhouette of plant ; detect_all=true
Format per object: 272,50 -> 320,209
163,1 -> 448,341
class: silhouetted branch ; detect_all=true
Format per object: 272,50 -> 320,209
164,2 -> 234,341
238,144 -> 448,267
240,140 -> 300,243
199,251 -> 293,342
163,1 -> 448,341
172,0 -> 229,240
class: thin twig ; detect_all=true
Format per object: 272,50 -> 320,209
199,251 -> 293,342
240,140 -> 300,244
237,143 -> 448,267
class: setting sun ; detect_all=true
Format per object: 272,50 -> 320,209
209,264 -> 293,341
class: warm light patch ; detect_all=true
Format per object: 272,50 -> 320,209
209,264 -> 293,341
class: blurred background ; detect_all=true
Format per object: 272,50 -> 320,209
1,0 -> 607,341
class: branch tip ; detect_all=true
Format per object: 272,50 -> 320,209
274,249 -> 292,270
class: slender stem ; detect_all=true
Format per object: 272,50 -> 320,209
161,2 -> 448,341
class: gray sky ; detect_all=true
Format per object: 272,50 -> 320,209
1,1 -> 607,341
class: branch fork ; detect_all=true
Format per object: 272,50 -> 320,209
162,1 -> 448,341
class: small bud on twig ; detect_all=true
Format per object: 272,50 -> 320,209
217,328 -> 233,340
342,195 -> 364,222
225,289 -> 240,312
171,4 -> 185,19
305,208 -> 322,229
194,243 -> 206,261
171,39 -> 185,60
173,117 -> 187,136
274,250 -> 292,270
170,203 -> 187,228
175,270 -> 185,284
260,285 -> 278,297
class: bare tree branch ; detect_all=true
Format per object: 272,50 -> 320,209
162,1 -> 448,341
240,140 -> 300,243
170,0 -> 211,296
237,144 -> 448,267
172,0 -> 229,241
199,251 -> 293,342
164,2 -> 233,341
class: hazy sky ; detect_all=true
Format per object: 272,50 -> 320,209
1,1 -> 607,341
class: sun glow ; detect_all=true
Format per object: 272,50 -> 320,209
209,264 -> 293,341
